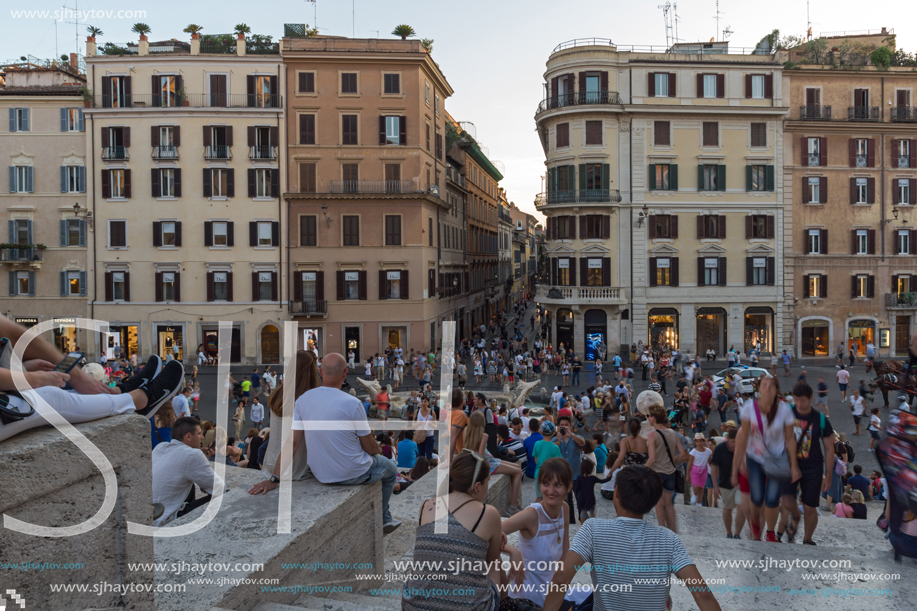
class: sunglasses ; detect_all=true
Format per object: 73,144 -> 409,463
461,448 -> 487,486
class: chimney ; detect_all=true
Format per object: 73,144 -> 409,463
86,37 -> 96,56
69,53 -> 77,72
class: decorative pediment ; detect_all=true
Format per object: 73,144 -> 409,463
549,244 -> 576,255
746,243 -> 774,255
62,153 -> 84,166
10,152 -> 33,165
649,243 -> 678,255
580,243 -> 611,255
697,243 -> 726,255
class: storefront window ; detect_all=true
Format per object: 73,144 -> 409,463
303,328 -> 320,356
53,319 -> 78,354
848,320 -> 875,357
158,326 -> 183,361
649,315 -> 678,350
801,320 -> 829,356
102,325 -> 139,360
744,307 -> 774,354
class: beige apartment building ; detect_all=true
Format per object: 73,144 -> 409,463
83,34 -> 285,364
464,137 -> 503,329
1,60 -> 88,352
536,40 -> 786,358
283,37 -> 455,360
784,29 -> 917,358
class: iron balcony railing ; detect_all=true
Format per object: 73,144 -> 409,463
886,292 -> 917,308
537,90 -> 622,114
891,107 -> 917,122
151,145 -> 178,160
91,93 -> 283,109
290,299 -> 328,315
329,179 -> 417,194
799,105 -> 832,120
204,145 -> 232,160
897,155 -> 912,169
0,248 -> 42,262
538,189 -> 623,205
101,146 -> 129,160
855,154 -> 868,168
807,153 -> 821,166
849,106 -> 880,121
446,167 -> 465,187
249,146 -> 277,160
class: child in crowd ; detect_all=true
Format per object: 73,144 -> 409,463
600,451 -> 621,500
576,459 -> 613,522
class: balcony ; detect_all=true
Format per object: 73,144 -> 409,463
891,107 -> 917,122
204,145 -> 232,160
249,146 -> 277,160
534,190 -> 622,208
536,285 -> 625,304
290,299 -> 328,316
854,154 -> 868,168
848,106 -> 879,121
807,154 -> 821,166
799,105 -> 831,120
537,91 -> 622,114
101,146 -> 129,160
151,145 -> 179,160
90,93 -> 283,109
896,155 -> 912,169
0,247 -> 43,268
329,180 -> 417,195
445,167 -> 465,187
886,292 -> 917,308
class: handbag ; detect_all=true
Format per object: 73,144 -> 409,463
0,338 -> 36,425
753,401 -> 792,480
834,457 -> 846,476
413,415 -> 428,444
658,430 -> 685,494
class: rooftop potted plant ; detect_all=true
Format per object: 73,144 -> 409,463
79,86 -> 93,108
234,23 -> 251,40
392,24 -> 416,40
86,25 -> 102,42
131,23 -> 151,41
421,38 -> 434,53
183,24 -> 203,40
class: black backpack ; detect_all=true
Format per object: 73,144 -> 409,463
845,440 -> 856,463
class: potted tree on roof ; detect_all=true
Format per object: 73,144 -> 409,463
131,22 -> 151,41
86,25 -> 102,42
234,23 -> 251,41
391,24 -> 416,40
184,24 -> 203,40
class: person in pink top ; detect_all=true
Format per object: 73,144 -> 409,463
834,493 -> 854,518
836,365 -> 850,402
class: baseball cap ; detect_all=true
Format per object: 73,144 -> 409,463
898,395 -> 909,401
540,421 -> 556,435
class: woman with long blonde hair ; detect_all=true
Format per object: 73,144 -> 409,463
258,350 -> 319,481
464,411 -> 523,516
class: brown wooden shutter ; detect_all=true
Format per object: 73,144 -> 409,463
746,257 -> 753,286
766,257 -> 775,286
271,221 -> 279,247
204,221 -> 213,246
315,271 -> 324,302
227,169 -> 235,198
249,222 -> 257,246
580,215 -> 587,239
718,257 -> 727,286
174,272 -> 181,302
207,272 -> 214,301
696,73 -> 703,98
358,271 -> 367,300
101,128 -> 110,148
203,168 -> 212,197
801,177 -> 809,203
252,272 -> 260,301
820,275 -> 828,298
910,140 -> 917,168
851,229 -> 858,255
647,73 -> 655,97
766,215 -> 774,239
270,170 -> 279,198
579,72 -> 586,97
152,221 -> 162,247
399,116 -> 407,145
819,177 -> 827,203
602,258 -> 610,286
803,274 -> 810,298
697,215 -> 704,239
401,270 -> 409,300
764,74 -> 773,99
852,276 -> 858,298
336,271 -> 345,300
868,229 -> 876,254
175,221 -> 182,246
603,215 -> 610,238
203,125 -> 211,146
867,177 -> 875,204
155,272 -> 163,302
379,116 -> 386,145
379,270 -> 387,300
819,137 -> 827,166
173,126 -> 180,146
150,168 -> 160,197
716,74 -> 725,98
867,275 -> 875,298
247,126 -> 255,147
911,179 -> 917,205
848,139 -> 856,167
123,170 -> 131,198
600,71 -> 608,92
850,178 -> 857,205
718,215 -> 726,239
745,74 -> 752,98
648,215 -> 657,239
820,229 -> 828,254
293,271 -> 303,301
105,271 -> 113,301
670,257 -> 679,286
671,215 -> 678,238
580,258 -> 588,287
248,169 -> 255,198
697,257 -> 705,285
122,127 -> 130,148
801,137 -> 808,166
123,272 -> 130,302
649,258 -> 657,287
551,258 -> 558,285
867,139 -> 876,167
668,73 -> 676,97
101,170 -> 111,199
226,273 -> 233,302
151,126 -> 160,147
745,215 -> 753,238
174,169 -> 181,197
911,230 -> 917,252
271,272 -> 278,302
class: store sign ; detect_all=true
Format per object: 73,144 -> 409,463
15,317 -> 38,325
657,259 -> 670,268
704,259 -> 718,268
753,258 -> 766,268
55,318 -> 77,324
161,326 -> 179,333
344,272 -> 359,281
588,259 -> 602,269
386,271 -> 401,280
302,272 -> 316,282
558,259 -> 569,269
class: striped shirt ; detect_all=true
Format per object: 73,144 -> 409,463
569,517 -> 693,611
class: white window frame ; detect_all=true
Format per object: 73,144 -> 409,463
257,221 -> 273,246
385,116 -> 400,145
112,271 -> 126,301
13,166 -> 30,193
66,108 -> 81,131
751,75 -> 765,99
752,266 -> 767,285
213,272 -> 228,301
258,271 -> 273,301
162,272 -> 175,301
855,139 -> 868,167
108,220 -> 127,249
12,108 -> 29,131
899,230 -> 911,255
654,73 -> 669,97
750,165 -> 766,192
703,165 -> 718,191
255,169 -> 271,198
159,168 -> 175,198
110,169 -> 125,199
808,229 -> 821,255
898,276 -> 912,293
856,275 -> 868,298
16,271 -> 30,295
386,270 -> 401,299
856,229 -> 868,255
67,270 -> 81,296
899,179 -> 910,205
703,74 -> 717,98
65,218 -> 81,246
807,138 -> 820,166
808,177 -> 820,203
212,221 -> 228,246
161,221 -> 176,247
856,178 -> 868,204
704,258 -> 718,285
211,168 -> 228,198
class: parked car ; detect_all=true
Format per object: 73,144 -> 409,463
712,367 -> 772,394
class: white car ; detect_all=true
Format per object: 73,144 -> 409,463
712,367 -> 772,395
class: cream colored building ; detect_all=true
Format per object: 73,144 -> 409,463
83,35 -> 285,364
536,40 -> 787,358
1,61 -> 88,352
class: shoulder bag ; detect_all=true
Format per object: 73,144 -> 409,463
753,400 -> 792,480
658,429 -> 685,494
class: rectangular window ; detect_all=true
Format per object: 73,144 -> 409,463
257,221 -> 272,246
426,123 -> 431,151
15,271 -> 30,295
159,168 -> 175,198
67,270 -> 81,296
654,215 -> 673,238
654,121 -> 670,146
585,121 -> 602,145
584,164 -> 603,190
342,163 -> 359,193
653,164 -> 672,191
587,263 -> 602,286
298,72 -> 315,93
211,168 -> 228,198
65,219 -> 81,246
10,108 -> 29,131
213,272 -> 228,301
159,221 -> 177,246
703,259 -> 719,285
750,165 -> 767,191
342,115 -> 358,145
556,123 -> 569,148
158,75 -> 178,107
898,139 -> 911,168
808,275 -> 820,297
385,215 -> 402,246
162,272 -> 175,301
344,271 -> 360,300
701,215 -> 720,239
258,271 -> 273,301
555,216 -> 575,240
808,229 -> 821,254
65,166 -> 83,193
752,258 -> 767,285
425,83 -> 430,103
653,73 -> 669,97
750,123 -> 766,147
341,73 -> 358,94
255,169 -> 272,198
899,230 -> 911,255
855,139 -> 868,167
300,216 -> 317,246
856,229 -> 868,254
65,108 -> 82,131
808,138 -> 821,166
434,93 -> 440,115
558,259 -> 570,286
856,275 -> 869,298
855,178 -> 868,204
702,74 -> 717,98
110,169 -> 125,198
751,215 -> 767,239
109,221 -> 126,248
702,122 -> 718,146
11,220 -> 28,245
385,116 -> 400,145
112,272 -> 126,301
299,114 -> 315,145
384,73 -> 400,94
702,165 -> 719,191
585,215 -> 605,239
751,75 -> 765,99
343,215 -> 360,246
255,75 -> 273,108
12,166 -> 31,193
212,221 -> 228,246
898,276 -> 912,294
808,177 -> 820,203
656,258 -> 671,286
386,271 -> 401,299
899,179 -> 910,205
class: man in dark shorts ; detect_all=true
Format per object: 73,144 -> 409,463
778,381 -> 835,545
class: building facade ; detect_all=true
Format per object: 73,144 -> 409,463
464,137 -> 502,330
784,31 -> 917,358
84,35 -> 285,364
283,37 -> 454,360
1,60 -> 88,352
536,40 -> 786,358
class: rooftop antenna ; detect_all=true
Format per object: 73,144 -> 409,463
63,1 -> 82,57
305,0 -> 317,32
673,3 -> 681,44
723,25 -> 733,41
658,2 -> 674,48
714,0 -> 723,42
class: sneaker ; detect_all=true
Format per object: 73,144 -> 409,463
766,531 -> 781,543
117,355 -> 162,394
733,533 -> 741,540
136,361 -> 185,418
383,519 -> 402,535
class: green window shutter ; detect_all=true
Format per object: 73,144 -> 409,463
765,165 -> 775,191
60,219 -> 67,246
8,108 -> 15,132
648,164 -> 656,190
27,271 -> 35,296
567,166 -> 575,192
77,110 -> 84,132
79,219 -> 86,246
79,271 -> 87,296
601,164 -> 610,191
578,164 -> 586,192
697,165 -> 705,191
670,164 -> 678,191
9,166 -> 15,192
717,165 -> 726,191
26,167 -> 33,193
745,165 -> 752,192
78,166 -> 86,193
61,166 -> 68,193
60,271 -> 67,296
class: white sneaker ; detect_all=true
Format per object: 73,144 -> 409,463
383,519 -> 402,535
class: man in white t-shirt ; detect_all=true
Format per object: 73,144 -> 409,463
850,389 -> 866,436
153,417 -> 224,526
551,386 -> 563,410
170,386 -> 192,418
249,353 -> 400,533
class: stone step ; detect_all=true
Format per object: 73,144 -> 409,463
309,590 -> 402,610
292,593 -> 399,611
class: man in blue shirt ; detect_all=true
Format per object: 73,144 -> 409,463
522,418 -> 543,478
251,368 -> 262,400
846,464 -> 872,500
612,353 -> 623,379
556,415 -> 585,523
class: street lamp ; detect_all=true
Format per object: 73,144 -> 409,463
321,204 -> 332,227
73,203 -> 93,230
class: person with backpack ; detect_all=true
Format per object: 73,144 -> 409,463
776,382 -> 835,545
877,408 -> 917,560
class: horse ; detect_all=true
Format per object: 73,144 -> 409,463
866,359 -> 905,375
870,366 -> 917,407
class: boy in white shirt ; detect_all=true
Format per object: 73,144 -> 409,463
850,390 -> 866,436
